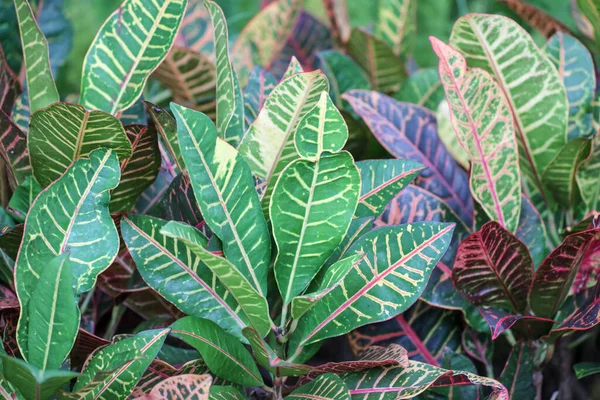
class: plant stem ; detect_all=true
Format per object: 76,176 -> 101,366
79,289 -> 94,316
272,377 -> 283,400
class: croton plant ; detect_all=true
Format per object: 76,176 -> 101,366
0,0 -> 599,398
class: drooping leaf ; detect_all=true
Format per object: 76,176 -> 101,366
172,104 -> 271,295
432,37 -> 521,232
344,90 -> 473,224
170,317 -> 262,386
145,374 -> 212,400
530,228 -> 599,318
550,283 -> 600,335
13,0 -> 58,112
315,50 -> 370,110
28,102 -> 132,187
243,67 -> 276,127
290,222 -> 454,352
355,159 -> 423,218
394,68 -> 445,111
287,374 -> 350,400
347,28 -> 405,93
499,342 -> 535,399
0,110 -> 31,189
80,0 -> 187,114
110,124 -> 161,212
7,176 -> 41,223
15,149 -> 120,357
73,329 -> 169,399
450,14 -> 568,199
161,221 -> 271,337
0,45 -> 20,114
26,253 -> 79,371
499,0 -> 573,38
121,215 -> 250,339
374,0 -> 416,58
479,308 -> 554,340
1,355 -> 78,400
453,221 -> 533,314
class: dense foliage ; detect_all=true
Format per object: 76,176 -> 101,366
0,0 -> 599,398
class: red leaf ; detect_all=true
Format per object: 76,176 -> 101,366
479,307 -> 554,340
0,45 -> 21,115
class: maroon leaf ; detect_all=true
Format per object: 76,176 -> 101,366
0,45 -> 21,114
124,288 -> 184,321
344,90 -> 473,224
155,173 -> 204,229
479,307 -> 554,340
97,251 -> 146,297
461,327 -> 493,376
498,0 -> 572,38
530,228 -> 600,318
0,110 -> 31,189
572,237 -> 600,294
453,221 -> 533,313
550,282 -> 600,335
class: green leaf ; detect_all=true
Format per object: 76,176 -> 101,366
7,176 -> 41,223
26,253 -> 79,371
73,329 -> 169,399
290,222 -> 454,351
499,342 -> 535,399
431,37 -> 522,233
28,102 -> 132,188
577,134 -> 600,211
316,50 -> 370,109
13,0 -> 58,112
450,14 -> 568,200
435,100 -> 470,170
110,124 -> 161,212
374,0 -> 416,58
161,221 -> 271,337
323,216 -> 373,269
287,374 -> 350,400
206,1 -> 244,147
577,0 -> 600,44
574,362 -> 600,379
80,0 -> 187,114
347,27 -> 405,93
355,159 -> 423,218
144,102 -> 185,171
0,110 -> 31,189
272,151 -> 360,305
393,68 -> 445,111
291,253 -> 364,320
281,57 -> 304,81
15,149 -> 120,357
243,67 -> 277,127
171,317 -> 262,386
209,386 -> 246,400
121,215 -> 250,339
544,33 -> 595,140
172,103 -> 271,295
2,356 -> 78,400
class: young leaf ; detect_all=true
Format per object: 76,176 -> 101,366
499,342 -> 535,399
15,149 -> 120,356
171,317 -> 263,386
452,221 -> 533,314
2,356 -> 78,400
172,103 -> 271,295
144,102 -> 185,171
344,90 -> 473,224
393,68 -> 444,111
161,221 -> 271,337
374,0 -> 416,58
479,308 -> 554,340
121,215 -> 250,339
243,67 -> 277,127
0,110 -> 31,189
206,0 -> 244,147
146,374 -> 212,399
28,102 -> 132,187
287,374 -> 350,400
73,329 -> 169,399
80,0 -> 187,114
0,45 -> 20,114
355,159 -> 423,218
281,56 -> 304,81
431,37 -> 522,233
450,14 -> 568,198
290,222 -> 455,351
26,253 -> 79,371
530,228 -> 599,318
13,0 -> 59,112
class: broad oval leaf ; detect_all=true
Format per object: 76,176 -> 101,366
450,14 -> 568,198
431,37 -> 521,232
374,0 -> 416,58
171,317 -> 262,386
452,221 -> 533,314
28,102 -> 132,187
290,222 -> 454,351
80,0 -> 187,114
287,374 -> 350,400
344,90 -> 473,224
172,103 -> 271,295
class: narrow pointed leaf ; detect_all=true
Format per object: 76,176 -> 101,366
281,56 -> 304,81
394,68 -> 444,111
530,229 -> 600,317
29,102 -> 132,187
450,14 -> 568,197
243,67 -> 277,127
452,221 -> 533,313
73,329 -> 169,400
0,110 -> 31,189
171,317 -> 262,386
0,45 -> 20,114
26,253 -> 79,371
121,215 -> 249,339
161,221 -> 271,337
144,102 -> 185,171
172,104 -> 271,295
551,294 -> 600,335
344,90 -> 473,224
479,308 -> 554,340
16,149 -> 120,357
290,222 -> 454,350
13,0 -> 58,112
432,37 -> 521,232
80,0 -> 187,114
355,159 -> 423,218
575,363 -> 600,379
374,0 -> 416,58
146,374 -> 211,400
288,374 -> 350,400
